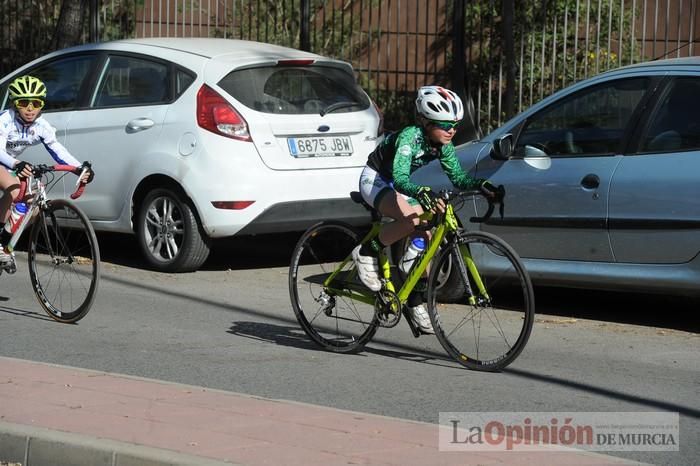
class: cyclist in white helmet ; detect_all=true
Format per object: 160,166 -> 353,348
353,85 -> 497,334
0,75 -> 94,264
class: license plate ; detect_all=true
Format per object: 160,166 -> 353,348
287,136 -> 353,157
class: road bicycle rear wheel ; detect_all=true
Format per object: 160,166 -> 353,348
28,199 -> 100,323
289,221 -> 378,353
427,231 -> 534,371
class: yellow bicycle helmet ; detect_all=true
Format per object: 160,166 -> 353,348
8,75 -> 47,101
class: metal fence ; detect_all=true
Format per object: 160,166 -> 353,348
1,0 -> 698,135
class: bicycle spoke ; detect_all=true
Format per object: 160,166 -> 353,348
428,232 -> 534,371
28,201 -> 100,324
289,222 -> 378,353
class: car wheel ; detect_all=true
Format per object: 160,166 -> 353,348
136,188 -> 211,272
391,237 -> 465,303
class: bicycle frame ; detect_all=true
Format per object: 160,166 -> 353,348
290,184 -> 533,369
5,164 -> 89,254
5,177 -> 45,254
322,200 -> 489,308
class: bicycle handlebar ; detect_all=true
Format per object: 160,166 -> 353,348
17,162 -> 92,201
463,184 -> 505,223
415,185 -> 505,231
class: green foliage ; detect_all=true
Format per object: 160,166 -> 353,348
2,0 -> 653,137
99,0 -> 143,41
466,0 -> 639,132
0,1 -> 61,72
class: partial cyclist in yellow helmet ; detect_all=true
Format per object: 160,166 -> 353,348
0,75 -> 95,263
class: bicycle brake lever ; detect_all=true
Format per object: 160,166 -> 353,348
76,168 -> 87,187
497,185 -> 505,219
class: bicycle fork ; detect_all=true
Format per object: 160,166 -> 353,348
454,240 -> 491,306
40,211 -> 75,264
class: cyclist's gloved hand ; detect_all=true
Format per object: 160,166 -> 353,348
84,167 -> 95,183
73,164 -> 95,183
416,186 -> 438,211
13,160 -> 32,178
478,179 -> 502,199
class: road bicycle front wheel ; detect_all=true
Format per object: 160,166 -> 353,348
289,221 -> 379,353
427,231 -> 534,371
28,199 -> 101,323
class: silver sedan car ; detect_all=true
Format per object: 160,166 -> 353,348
415,57 -> 700,297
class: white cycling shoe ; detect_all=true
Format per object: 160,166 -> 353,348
351,245 -> 382,292
0,245 -> 14,266
407,303 -> 435,334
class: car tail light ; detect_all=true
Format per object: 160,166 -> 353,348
372,99 -> 384,137
197,85 -> 251,141
277,59 -> 315,66
211,201 -> 255,210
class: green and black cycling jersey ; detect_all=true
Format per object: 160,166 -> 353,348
366,125 -> 481,198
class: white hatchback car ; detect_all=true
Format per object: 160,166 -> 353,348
0,38 -> 383,271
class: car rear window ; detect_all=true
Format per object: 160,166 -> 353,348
218,64 -> 370,115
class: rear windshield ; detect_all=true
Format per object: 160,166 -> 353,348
218,64 -> 370,115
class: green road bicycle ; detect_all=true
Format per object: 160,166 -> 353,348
289,187 -> 535,371
1,163 -> 100,324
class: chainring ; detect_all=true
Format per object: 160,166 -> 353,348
375,289 -> 402,328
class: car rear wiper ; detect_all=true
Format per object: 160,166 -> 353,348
320,101 -> 361,116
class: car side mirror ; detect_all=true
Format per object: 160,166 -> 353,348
491,134 -> 513,160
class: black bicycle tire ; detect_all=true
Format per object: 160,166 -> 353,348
289,220 -> 379,353
27,199 -> 101,323
427,230 -> 534,371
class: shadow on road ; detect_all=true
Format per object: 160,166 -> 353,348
0,305 -> 55,322
227,321 -> 320,351
96,231 -> 698,334
97,231 -> 302,271
228,320 -> 476,370
534,286 -> 698,334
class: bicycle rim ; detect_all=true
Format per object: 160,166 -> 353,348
427,231 -> 534,371
28,200 -> 101,323
289,221 -> 378,353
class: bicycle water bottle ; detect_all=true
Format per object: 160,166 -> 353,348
400,236 -> 425,274
5,202 -> 28,235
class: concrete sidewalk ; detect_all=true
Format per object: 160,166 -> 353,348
0,357 -> 642,466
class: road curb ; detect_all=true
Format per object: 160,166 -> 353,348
0,422 -> 237,466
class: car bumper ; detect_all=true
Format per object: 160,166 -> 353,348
235,197 -> 371,235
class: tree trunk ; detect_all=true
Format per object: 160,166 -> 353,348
53,0 -> 88,50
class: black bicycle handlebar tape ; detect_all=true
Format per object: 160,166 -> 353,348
469,184 -> 505,223
414,212 -> 439,231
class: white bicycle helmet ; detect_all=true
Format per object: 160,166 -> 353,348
415,86 -> 464,122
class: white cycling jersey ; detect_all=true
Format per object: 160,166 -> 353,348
0,108 -> 79,169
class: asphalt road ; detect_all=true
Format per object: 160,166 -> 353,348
0,231 -> 698,466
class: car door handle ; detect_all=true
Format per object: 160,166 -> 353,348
581,173 -> 600,189
126,118 -> 155,132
